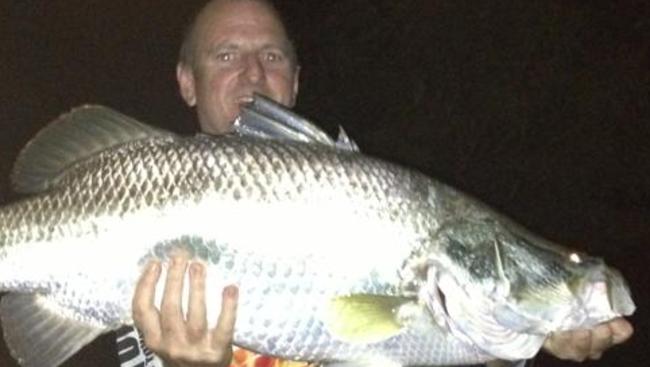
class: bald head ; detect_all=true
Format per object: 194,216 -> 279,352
179,0 -> 297,69
175,0 -> 301,134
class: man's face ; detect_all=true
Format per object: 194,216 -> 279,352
177,0 -> 300,134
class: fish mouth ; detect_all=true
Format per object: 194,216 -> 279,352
567,267 -> 636,327
606,268 -> 636,316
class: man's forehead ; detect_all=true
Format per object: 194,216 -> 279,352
199,1 -> 284,32
196,1 -> 288,44
207,40 -> 290,54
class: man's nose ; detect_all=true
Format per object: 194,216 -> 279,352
242,54 -> 264,83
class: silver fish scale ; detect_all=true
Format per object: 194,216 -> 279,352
0,134 -> 489,365
230,252 -> 487,365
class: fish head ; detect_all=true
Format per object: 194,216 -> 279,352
420,218 -> 635,360
492,226 -> 635,331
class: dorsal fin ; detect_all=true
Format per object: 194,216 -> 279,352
11,105 -> 172,193
234,93 -> 360,152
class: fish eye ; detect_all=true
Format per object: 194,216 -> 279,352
569,252 -> 582,263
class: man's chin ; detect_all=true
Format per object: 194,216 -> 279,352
198,119 -> 233,135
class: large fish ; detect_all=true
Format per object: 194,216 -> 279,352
0,96 -> 635,367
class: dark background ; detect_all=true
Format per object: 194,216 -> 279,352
1,0 -> 648,366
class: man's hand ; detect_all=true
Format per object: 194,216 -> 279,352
543,318 -> 633,361
132,256 -> 238,367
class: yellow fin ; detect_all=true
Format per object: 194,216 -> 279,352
324,294 -> 413,344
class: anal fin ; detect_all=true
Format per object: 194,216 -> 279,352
322,356 -> 402,367
0,293 -> 105,367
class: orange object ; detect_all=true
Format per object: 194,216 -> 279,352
229,346 -> 312,367
254,355 -> 275,367
232,347 -> 250,364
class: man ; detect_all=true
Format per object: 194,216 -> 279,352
124,1 -> 300,366
126,1 -> 633,366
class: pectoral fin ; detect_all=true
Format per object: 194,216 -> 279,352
324,294 -> 413,344
0,293 -> 105,367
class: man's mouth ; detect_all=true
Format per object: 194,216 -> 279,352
237,95 -> 255,105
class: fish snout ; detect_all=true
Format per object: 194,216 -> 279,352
572,267 -> 636,327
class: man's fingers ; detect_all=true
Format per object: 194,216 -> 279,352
132,261 -> 163,346
160,255 -> 189,334
588,323 -> 613,359
212,285 -> 238,349
610,317 -> 634,344
567,329 -> 591,361
187,262 -> 208,341
544,318 -> 634,362
544,329 -> 591,361
132,255 -> 242,366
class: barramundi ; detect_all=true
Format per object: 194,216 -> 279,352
0,95 -> 635,367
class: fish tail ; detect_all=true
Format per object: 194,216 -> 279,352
0,293 -> 105,367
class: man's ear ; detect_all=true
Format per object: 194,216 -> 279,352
177,63 -> 197,106
290,65 -> 301,107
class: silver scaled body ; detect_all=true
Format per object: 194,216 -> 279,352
0,98 -> 635,367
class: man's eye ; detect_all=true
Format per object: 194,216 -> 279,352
215,52 -> 234,62
264,52 -> 284,62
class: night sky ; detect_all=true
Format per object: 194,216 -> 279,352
1,1 -> 649,366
